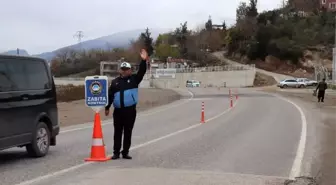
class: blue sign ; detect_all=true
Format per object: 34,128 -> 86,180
85,76 -> 108,107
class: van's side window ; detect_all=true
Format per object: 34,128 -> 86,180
0,59 -> 50,92
26,61 -> 50,90
6,61 -> 29,91
0,62 -> 13,92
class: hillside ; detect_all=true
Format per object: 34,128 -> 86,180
35,28 -> 168,61
1,49 -> 29,56
2,28 -> 169,61
225,0 -> 335,80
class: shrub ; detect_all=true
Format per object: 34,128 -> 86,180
328,84 -> 336,90
56,85 -> 85,102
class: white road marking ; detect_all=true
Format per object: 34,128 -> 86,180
60,91 -> 194,134
191,98 -> 212,101
15,93 -> 238,185
274,95 -> 307,180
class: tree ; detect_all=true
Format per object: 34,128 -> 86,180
247,0 -> 258,17
55,48 -> 71,63
50,59 -> 61,75
139,28 -> 154,56
155,33 -> 176,47
205,16 -> 213,31
236,2 -> 248,23
319,7 -> 329,26
222,21 -> 227,31
155,44 -> 180,61
174,21 -> 189,56
155,34 -> 164,47
206,30 -> 224,51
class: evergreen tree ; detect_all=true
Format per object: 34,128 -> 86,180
222,21 -> 227,31
174,21 -> 189,56
139,28 -> 154,56
205,16 -> 213,31
247,0 -> 258,17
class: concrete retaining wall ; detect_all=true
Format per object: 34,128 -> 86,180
152,70 -> 256,88
54,67 -> 255,89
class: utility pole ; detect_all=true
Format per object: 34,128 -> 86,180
73,31 -> 84,49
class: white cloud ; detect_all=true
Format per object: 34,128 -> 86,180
0,0 -> 279,54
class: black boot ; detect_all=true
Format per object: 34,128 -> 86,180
122,154 -> 132,159
111,154 -> 120,160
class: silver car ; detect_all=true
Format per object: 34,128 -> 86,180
277,79 -> 306,88
296,78 -> 318,86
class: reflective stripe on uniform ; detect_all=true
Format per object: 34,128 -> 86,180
92,138 -> 104,146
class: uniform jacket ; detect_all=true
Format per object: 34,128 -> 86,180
316,81 -> 328,91
105,60 -> 147,110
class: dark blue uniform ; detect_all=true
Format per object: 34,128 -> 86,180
316,80 -> 328,102
105,60 -> 147,157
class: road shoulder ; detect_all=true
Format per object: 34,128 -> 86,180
58,88 -> 183,128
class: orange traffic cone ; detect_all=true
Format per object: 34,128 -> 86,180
85,112 -> 110,162
201,101 -> 205,123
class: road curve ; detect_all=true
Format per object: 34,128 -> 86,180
0,88 -> 304,185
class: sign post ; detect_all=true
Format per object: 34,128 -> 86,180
84,76 -> 110,162
85,76 -> 109,112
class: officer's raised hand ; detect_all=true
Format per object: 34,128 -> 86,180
140,49 -> 149,61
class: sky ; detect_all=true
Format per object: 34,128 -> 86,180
0,0 -> 281,55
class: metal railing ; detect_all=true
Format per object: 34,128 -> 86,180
150,64 -> 255,74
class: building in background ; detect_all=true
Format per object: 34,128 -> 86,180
100,59 -> 139,77
320,0 -> 336,11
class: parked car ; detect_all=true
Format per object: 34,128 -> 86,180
0,55 -> 59,157
277,79 -> 306,88
186,80 -> 201,87
296,78 -> 318,86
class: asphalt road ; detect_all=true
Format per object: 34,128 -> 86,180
0,88 -> 304,185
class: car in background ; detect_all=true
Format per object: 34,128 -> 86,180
277,79 -> 306,88
186,80 -> 201,87
0,55 -> 59,157
296,78 -> 318,86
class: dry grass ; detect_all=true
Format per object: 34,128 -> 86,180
253,72 -> 278,87
56,85 -> 85,102
56,86 -> 181,127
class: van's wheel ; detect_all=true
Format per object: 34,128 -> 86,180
26,122 -> 50,157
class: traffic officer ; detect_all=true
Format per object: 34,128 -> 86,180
105,49 -> 148,160
315,78 -> 328,102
